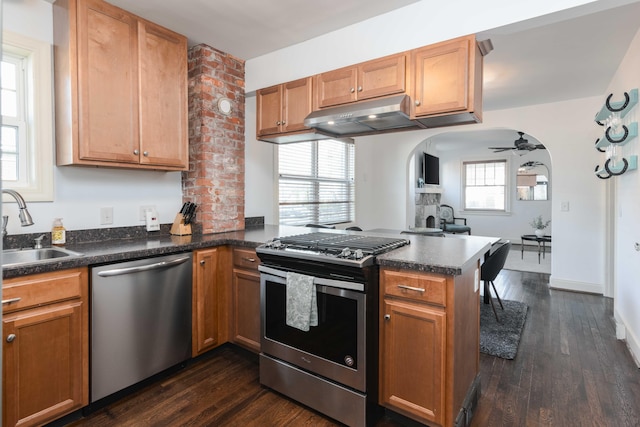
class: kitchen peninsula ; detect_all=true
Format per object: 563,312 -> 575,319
3,225 -> 491,427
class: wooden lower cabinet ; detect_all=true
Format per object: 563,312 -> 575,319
230,248 -> 261,353
379,264 -> 480,427
380,298 -> 446,425
2,268 -> 89,427
192,247 -> 225,356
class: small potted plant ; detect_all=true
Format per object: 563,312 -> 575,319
530,215 -> 550,237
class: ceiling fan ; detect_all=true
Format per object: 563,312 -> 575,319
488,131 -> 546,152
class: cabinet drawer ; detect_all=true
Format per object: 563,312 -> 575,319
381,269 -> 447,307
233,248 -> 259,271
2,268 -> 87,313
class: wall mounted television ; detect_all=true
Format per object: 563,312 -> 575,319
423,152 -> 440,185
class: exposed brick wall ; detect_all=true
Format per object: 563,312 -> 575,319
184,44 -> 245,234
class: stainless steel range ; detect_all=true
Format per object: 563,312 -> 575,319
256,232 -> 409,427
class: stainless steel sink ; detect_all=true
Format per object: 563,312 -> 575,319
2,247 -> 83,267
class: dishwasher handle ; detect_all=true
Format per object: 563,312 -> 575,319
97,256 -> 191,277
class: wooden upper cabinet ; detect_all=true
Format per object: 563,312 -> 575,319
54,0 -> 188,171
138,21 -> 188,168
411,35 -> 482,120
77,0 -> 139,164
256,77 -> 313,136
316,53 -> 406,108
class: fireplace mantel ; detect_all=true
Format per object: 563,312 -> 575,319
416,186 -> 443,194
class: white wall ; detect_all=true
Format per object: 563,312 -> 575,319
605,27 -> 640,365
2,0 -> 185,235
245,0 -> 627,92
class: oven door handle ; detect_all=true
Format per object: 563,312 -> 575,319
258,265 -> 364,292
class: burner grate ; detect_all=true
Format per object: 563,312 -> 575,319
275,232 -> 409,255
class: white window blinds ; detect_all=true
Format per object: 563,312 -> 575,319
278,139 -> 355,226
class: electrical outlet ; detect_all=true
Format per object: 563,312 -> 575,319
100,207 -> 113,225
139,205 -> 156,221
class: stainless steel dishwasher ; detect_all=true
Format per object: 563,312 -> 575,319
90,252 -> 192,402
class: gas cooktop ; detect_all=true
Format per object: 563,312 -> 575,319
256,232 -> 410,267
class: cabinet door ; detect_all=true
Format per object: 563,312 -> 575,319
3,301 -> 85,427
282,77 -> 313,134
358,54 -> 406,101
256,85 -> 283,136
380,298 -> 446,426
316,66 -> 358,108
138,20 -> 188,169
412,37 -> 470,117
193,248 -> 220,356
231,268 -> 261,353
77,0 -> 139,164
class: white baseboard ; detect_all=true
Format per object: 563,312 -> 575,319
549,276 -> 603,294
614,309 -> 640,368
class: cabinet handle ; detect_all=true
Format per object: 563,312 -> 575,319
143,151 -> 149,157
350,87 -> 355,93
357,86 -> 362,92
6,334 -> 16,343
384,314 -> 391,321
397,284 -> 425,293
200,260 -> 206,265
133,149 -> 140,155
415,100 -> 421,106
2,297 -> 21,305
242,257 -> 256,263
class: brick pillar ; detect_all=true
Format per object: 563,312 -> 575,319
184,44 -> 245,234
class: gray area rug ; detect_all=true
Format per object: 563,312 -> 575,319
480,299 -> 528,360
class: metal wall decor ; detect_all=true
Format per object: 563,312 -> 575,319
593,89 -> 638,179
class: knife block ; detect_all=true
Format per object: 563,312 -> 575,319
170,213 -> 192,236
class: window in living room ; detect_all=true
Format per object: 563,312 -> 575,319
463,159 -> 507,211
278,139 -> 355,226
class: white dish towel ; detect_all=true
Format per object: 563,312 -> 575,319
285,272 -> 318,331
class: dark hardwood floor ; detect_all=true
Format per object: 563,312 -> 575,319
66,269 -> 640,427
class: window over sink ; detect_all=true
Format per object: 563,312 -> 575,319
278,139 -> 355,226
1,31 -> 53,202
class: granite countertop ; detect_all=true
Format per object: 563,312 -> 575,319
2,225 -> 495,279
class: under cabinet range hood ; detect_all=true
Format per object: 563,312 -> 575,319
304,94 -> 422,137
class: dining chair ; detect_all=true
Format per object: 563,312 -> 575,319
481,240 -> 511,321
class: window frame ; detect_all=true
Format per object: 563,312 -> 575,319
1,30 -> 54,202
461,158 -> 510,213
276,139 -> 355,226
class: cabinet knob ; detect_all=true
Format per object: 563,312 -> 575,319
358,86 -> 362,92
133,149 -> 140,155
200,260 -> 205,265
143,151 -> 149,157
276,121 -> 281,125
281,121 -> 286,125
6,334 -> 16,343
415,100 -> 421,107
350,87 -> 355,93
384,314 -> 391,321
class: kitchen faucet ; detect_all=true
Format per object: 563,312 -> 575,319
2,189 -> 34,236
